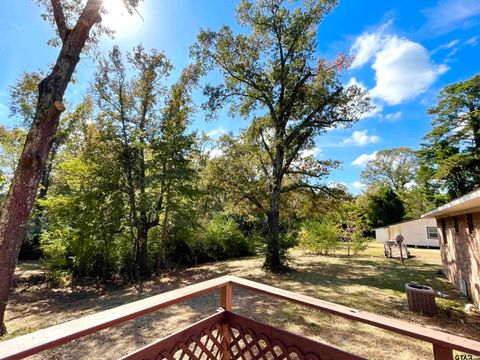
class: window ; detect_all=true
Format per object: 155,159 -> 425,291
453,216 -> 459,234
467,213 -> 474,234
441,219 -> 447,244
427,227 -> 438,239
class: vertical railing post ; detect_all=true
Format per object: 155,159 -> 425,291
220,282 -> 233,360
433,344 -> 453,360
220,282 -> 233,310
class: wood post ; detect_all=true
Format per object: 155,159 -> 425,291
220,283 -> 233,310
220,283 -> 233,360
433,344 -> 453,360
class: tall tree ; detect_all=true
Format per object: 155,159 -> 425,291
9,73 -> 82,258
418,74 -> 480,198
193,0 -> 370,270
0,0 -> 141,335
361,147 -> 417,192
94,46 -> 199,276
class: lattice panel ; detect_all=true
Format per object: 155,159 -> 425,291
121,311 -> 364,360
226,323 -> 321,360
155,323 -> 224,360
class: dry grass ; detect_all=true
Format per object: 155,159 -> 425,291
2,243 -> 479,359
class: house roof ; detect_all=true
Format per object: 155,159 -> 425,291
422,188 -> 480,218
373,217 -> 435,230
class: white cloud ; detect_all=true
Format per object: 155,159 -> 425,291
352,151 -> 378,167
437,39 -> 460,51
350,20 -> 392,68
350,33 -> 383,69
422,0 -> 480,35
464,36 -> 479,46
384,111 -> 402,120
432,37 -> 478,58
369,36 -> 448,105
342,130 -> 380,146
206,127 -> 227,138
209,148 -> 224,159
300,147 -> 321,158
351,181 -> 366,190
350,23 -> 448,105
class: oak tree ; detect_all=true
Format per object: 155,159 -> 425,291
193,0 -> 371,270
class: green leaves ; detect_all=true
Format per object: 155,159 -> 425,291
419,74 -> 480,198
361,147 -> 418,192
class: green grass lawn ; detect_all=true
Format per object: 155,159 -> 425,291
3,243 -> 479,359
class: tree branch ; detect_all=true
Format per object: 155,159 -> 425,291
51,0 -> 68,42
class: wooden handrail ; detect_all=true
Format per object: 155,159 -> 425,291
230,276 -> 480,357
0,275 -> 479,360
0,276 -> 230,360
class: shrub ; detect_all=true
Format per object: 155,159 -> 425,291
350,232 -> 373,255
298,220 -> 340,255
169,216 -> 255,265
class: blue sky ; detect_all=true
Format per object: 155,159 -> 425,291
0,0 -> 479,193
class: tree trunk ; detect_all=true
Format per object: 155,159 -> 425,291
136,220 -> 150,277
265,188 -> 282,270
157,182 -> 172,272
0,1 -> 103,335
264,147 -> 284,272
25,147 -> 56,259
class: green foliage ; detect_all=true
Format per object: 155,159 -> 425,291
358,186 -> 405,229
44,269 -> 71,288
349,232 -> 373,255
193,0 -> 372,270
418,74 -> 480,199
8,71 -> 44,127
186,217 -> 255,264
335,200 -> 371,255
40,152 -> 125,278
298,220 -> 340,255
361,147 -> 417,192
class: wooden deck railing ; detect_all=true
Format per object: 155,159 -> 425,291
0,275 -> 479,360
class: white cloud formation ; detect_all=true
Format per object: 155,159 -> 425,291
300,147 -> 321,158
352,151 -> 378,167
351,181 -> 366,191
369,36 -> 448,105
350,21 -> 392,68
464,36 -> 479,46
342,130 -> 380,146
206,127 -> 227,138
350,24 -> 448,105
422,0 -> 480,35
384,111 -> 402,120
209,148 -> 224,159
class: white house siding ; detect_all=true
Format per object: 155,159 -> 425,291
374,227 -> 389,243
374,218 -> 440,247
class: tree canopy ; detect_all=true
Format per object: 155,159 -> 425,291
193,0 -> 371,270
418,74 -> 480,198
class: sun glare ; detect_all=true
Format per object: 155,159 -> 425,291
102,0 -> 142,34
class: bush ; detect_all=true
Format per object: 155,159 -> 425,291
169,216 -> 255,265
45,269 -> 71,288
346,232 -> 373,255
298,220 -> 340,255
